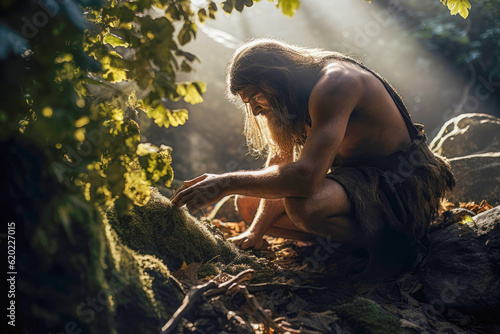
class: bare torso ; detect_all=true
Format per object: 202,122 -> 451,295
306,60 -> 412,166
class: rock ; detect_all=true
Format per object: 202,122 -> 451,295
447,152 -> 500,205
429,113 -> 500,159
419,206 -> 500,314
429,113 -> 500,204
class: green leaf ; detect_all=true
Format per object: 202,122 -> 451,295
198,8 -> 207,23
235,0 -> 245,12
181,60 -> 192,72
147,104 -> 172,128
103,33 -> 129,47
440,0 -> 471,19
208,1 -> 218,19
178,22 -> 197,46
277,0 -> 300,17
176,50 -> 197,62
177,82 -> 206,105
169,108 -> 189,127
137,143 -> 160,156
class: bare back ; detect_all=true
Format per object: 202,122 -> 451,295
307,60 -> 412,165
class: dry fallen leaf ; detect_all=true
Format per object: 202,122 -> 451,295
172,261 -> 202,284
459,200 -> 493,214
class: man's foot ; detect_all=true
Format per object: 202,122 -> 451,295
228,230 -> 270,250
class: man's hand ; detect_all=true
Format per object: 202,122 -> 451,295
228,230 -> 269,250
171,173 -> 231,213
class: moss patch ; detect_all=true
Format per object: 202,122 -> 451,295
333,297 -> 411,334
107,188 -> 277,282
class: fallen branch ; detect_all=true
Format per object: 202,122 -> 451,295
161,280 -> 217,334
205,269 -> 255,298
161,268 -> 304,334
240,286 -> 301,334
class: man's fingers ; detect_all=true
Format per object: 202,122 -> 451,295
171,187 -> 195,207
171,183 -> 188,201
184,174 -> 209,187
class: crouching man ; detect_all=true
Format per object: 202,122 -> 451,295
172,38 -> 455,276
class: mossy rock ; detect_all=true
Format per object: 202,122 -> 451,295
107,189 -> 277,282
102,221 -> 184,333
5,138 -> 183,334
107,188 -> 240,269
333,297 -> 413,334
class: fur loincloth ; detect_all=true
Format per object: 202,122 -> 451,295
327,125 -> 455,270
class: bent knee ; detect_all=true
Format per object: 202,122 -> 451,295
235,195 -> 260,224
284,178 -> 352,234
284,197 -> 315,232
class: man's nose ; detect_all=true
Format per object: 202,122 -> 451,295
249,102 -> 259,116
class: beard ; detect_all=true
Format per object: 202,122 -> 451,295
264,112 -> 297,157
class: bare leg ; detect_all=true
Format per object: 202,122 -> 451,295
230,196 -> 311,249
235,195 -> 260,225
235,195 -> 306,234
231,179 -> 360,249
284,179 -> 361,247
265,214 -> 315,241
229,198 -> 288,249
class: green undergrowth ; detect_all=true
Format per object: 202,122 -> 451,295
107,188 -> 277,282
10,138 -> 183,334
102,217 -> 185,333
333,297 -> 412,334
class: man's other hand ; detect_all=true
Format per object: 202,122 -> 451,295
228,230 -> 269,250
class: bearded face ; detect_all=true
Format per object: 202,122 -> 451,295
239,88 -> 297,156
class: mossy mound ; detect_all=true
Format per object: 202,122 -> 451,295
103,219 -> 185,333
107,188 -> 276,281
5,138 -> 183,334
108,188 -> 239,268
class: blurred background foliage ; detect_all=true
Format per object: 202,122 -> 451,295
0,0 -> 311,213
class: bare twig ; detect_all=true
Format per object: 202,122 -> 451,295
205,269 -> 254,298
161,268 -> 305,334
247,282 -> 327,293
240,286 -> 301,334
161,270 -> 254,333
161,281 -> 217,334
212,300 -> 254,334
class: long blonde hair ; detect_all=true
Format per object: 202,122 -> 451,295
226,38 -> 359,158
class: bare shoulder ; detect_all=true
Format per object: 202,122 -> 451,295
309,62 -> 365,120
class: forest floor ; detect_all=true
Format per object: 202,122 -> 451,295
161,197 -> 498,334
